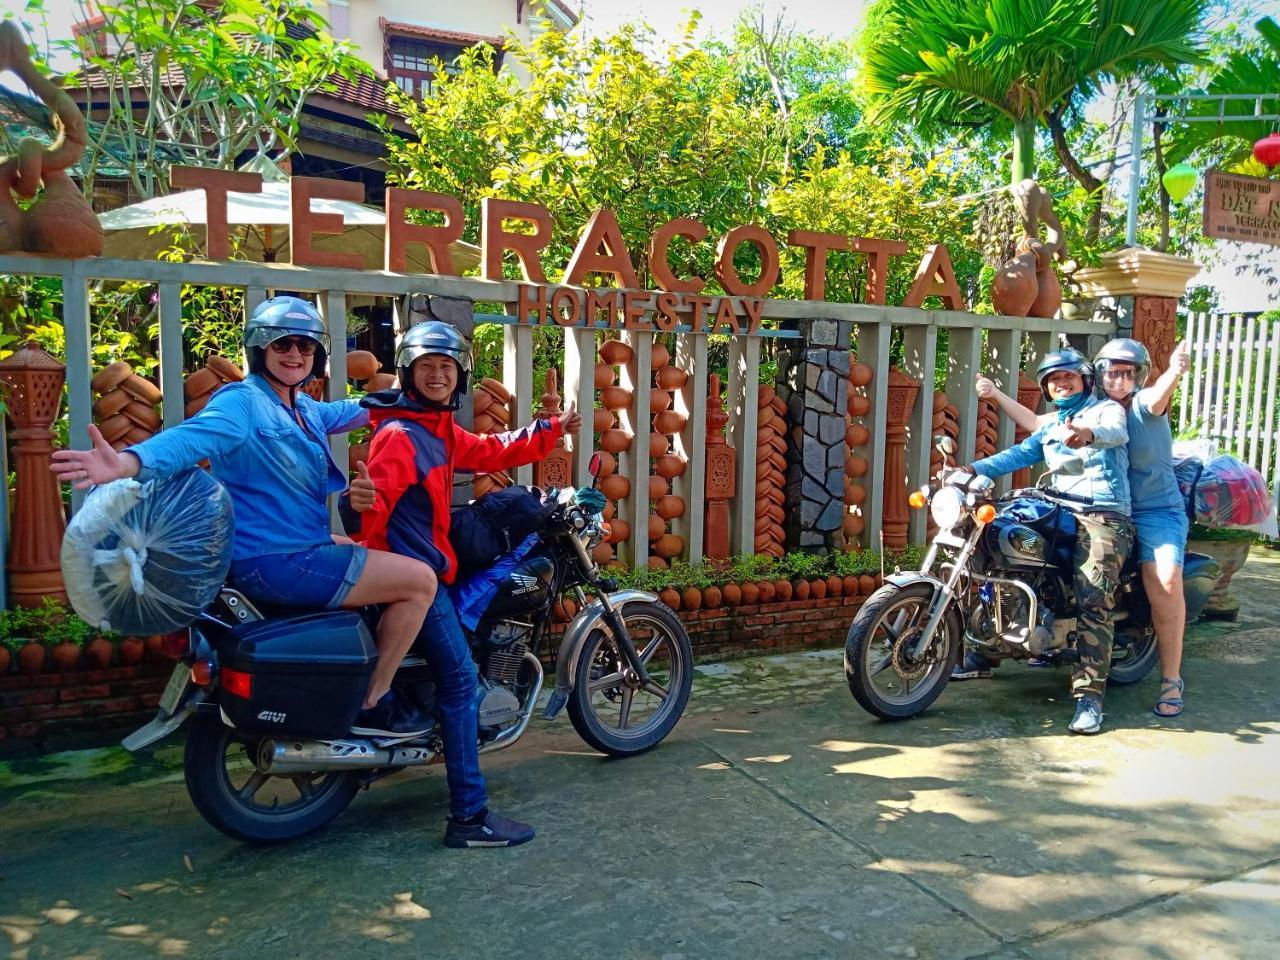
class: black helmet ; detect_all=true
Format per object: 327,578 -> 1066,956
1094,338 -> 1151,392
395,320 -> 471,410
243,296 -> 329,384
1035,348 -> 1093,402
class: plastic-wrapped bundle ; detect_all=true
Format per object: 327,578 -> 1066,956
61,469 -> 234,634
1173,455 -> 1272,529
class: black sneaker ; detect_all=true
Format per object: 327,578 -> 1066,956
444,809 -> 536,849
350,691 -> 430,739
951,651 -> 996,680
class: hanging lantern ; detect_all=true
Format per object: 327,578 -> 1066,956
1161,163 -> 1198,204
1253,132 -> 1280,170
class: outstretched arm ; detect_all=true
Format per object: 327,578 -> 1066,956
976,374 -> 1043,434
453,405 -> 579,473
1137,340 -> 1189,418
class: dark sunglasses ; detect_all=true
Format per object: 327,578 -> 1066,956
268,336 -> 319,356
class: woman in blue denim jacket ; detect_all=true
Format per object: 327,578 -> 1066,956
52,297 -> 438,731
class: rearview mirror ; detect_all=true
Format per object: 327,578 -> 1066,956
935,435 -> 956,456
588,453 -> 602,479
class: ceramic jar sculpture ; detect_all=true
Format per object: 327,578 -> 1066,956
753,385 -> 787,557
473,377 -> 515,498
881,366 -> 921,550
843,359 -> 874,546
92,361 -> 162,451
183,355 -> 244,419
0,342 -> 68,604
596,337 -> 635,564
991,179 -> 1066,319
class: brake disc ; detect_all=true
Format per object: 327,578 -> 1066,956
891,626 -> 933,681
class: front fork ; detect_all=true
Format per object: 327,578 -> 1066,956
908,528 -> 984,660
567,534 -> 653,685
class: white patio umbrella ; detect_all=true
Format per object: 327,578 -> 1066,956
98,157 -> 479,274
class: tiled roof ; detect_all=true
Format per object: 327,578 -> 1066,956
314,71 -> 394,116
378,18 -> 504,48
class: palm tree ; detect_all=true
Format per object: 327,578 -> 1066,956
860,0 -> 1208,187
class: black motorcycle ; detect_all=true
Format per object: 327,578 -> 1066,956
123,456 -> 694,843
843,438 -> 1221,720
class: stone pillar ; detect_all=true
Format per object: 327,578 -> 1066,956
703,374 -> 735,560
1072,249 -> 1201,371
882,367 -> 921,551
0,343 -> 68,606
776,317 -> 853,553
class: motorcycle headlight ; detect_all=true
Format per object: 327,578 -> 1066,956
930,487 -> 966,530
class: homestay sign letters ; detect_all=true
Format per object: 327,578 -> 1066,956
172,166 -> 969,332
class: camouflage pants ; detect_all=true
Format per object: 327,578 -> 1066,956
1071,513 -> 1134,699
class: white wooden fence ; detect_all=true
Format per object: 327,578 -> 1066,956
1182,311 -> 1280,517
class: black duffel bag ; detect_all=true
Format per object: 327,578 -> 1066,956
449,485 -> 557,576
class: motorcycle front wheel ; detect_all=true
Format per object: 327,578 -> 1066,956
1107,626 -> 1159,686
184,713 -> 359,844
844,581 -> 961,720
567,601 -> 694,756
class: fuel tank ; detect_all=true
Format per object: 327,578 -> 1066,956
982,497 -> 1076,570
485,549 -> 555,619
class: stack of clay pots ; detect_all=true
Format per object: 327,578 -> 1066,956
183,355 -> 245,419
975,396 -> 999,460
472,377 -> 516,498
843,359 -> 874,547
92,361 -> 162,450
648,341 -> 688,567
754,385 -> 787,557
345,350 -> 395,465
594,338 -> 635,565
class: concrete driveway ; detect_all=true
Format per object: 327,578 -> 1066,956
3,554 -> 1279,960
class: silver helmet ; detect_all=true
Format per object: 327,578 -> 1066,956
395,320 -> 471,410
1094,338 -> 1151,391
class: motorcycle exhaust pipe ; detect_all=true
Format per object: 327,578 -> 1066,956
258,738 -> 438,773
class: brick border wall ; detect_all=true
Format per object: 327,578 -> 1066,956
0,596 -> 865,755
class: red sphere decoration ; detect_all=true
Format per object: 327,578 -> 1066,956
1253,132 -> 1280,170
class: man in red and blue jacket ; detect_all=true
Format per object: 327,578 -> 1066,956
352,320 -> 580,849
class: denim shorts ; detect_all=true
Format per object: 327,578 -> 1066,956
1132,507 -> 1189,569
230,543 -> 369,609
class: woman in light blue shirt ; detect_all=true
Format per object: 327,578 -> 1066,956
52,297 -> 437,735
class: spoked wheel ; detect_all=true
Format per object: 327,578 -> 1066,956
1107,626 -> 1159,686
844,582 -> 960,720
567,601 -> 693,756
184,713 -> 359,844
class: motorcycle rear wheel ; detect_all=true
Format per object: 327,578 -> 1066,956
844,582 -> 961,720
184,713 -> 360,844
567,601 -> 693,756
1107,627 -> 1159,686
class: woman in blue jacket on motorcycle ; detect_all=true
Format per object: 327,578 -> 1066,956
51,297 -> 438,733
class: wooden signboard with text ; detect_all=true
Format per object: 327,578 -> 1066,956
1203,168 -> 1280,247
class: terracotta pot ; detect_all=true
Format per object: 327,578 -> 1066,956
206,355 -> 243,382
843,575 -> 860,596
656,365 -> 687,390
0,646 -> 9,674
792,579 -> 810,601
721,583 -> 742,606
593,408 -> 615,432
553,596 -> 577,622
143,634 -> 166,661
649,433 -> 670,459
84,637 -> 114,669
119,637 -> 145,666
51,642 -> 81,672
346,350 -> 379,381
599,474 -> 630,500
594,451 -> 617,477
655,495 -> 684,520
860,574 -> 878,595
681,587 -> 703,611
757,580 -> 776,603
653,533 -> 684,559
591,542 -> 615,564
844,513 -> 866,538
92,360 -> 133,393
607,518 -> 630,543
648,514 -> 667,541
659,588 -> 681,610
650,387 -> 672,414
654,454 -> 686,478
648,555 -> 668,569
739,581 -> 759,605
17,641 -> 46,675
649,476 -> 669,499
850,362 -> 874,387
367,372 -> 398,392
599,339 -> 634,366
825,575 -> 843,598
123,399 -> 162,433
600,385 -> 632,410
846,424 -> 870,447
184,366 -> 220,398
846,456 -> 868,479
809,579 -> 827,600
849,395 -> 871,417
123,372 -> 163,404
653,410 -> 686,435
594,362 -> 614,389
602,501 -> 616,521
702,585 -> 722,609
651,343 -> 670,369
600,428 -> 632,453
845,483 -> 867,506
773,579 -> 792,602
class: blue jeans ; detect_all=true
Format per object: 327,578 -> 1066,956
419,589 -> 487,819
230,543 -> 368,608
